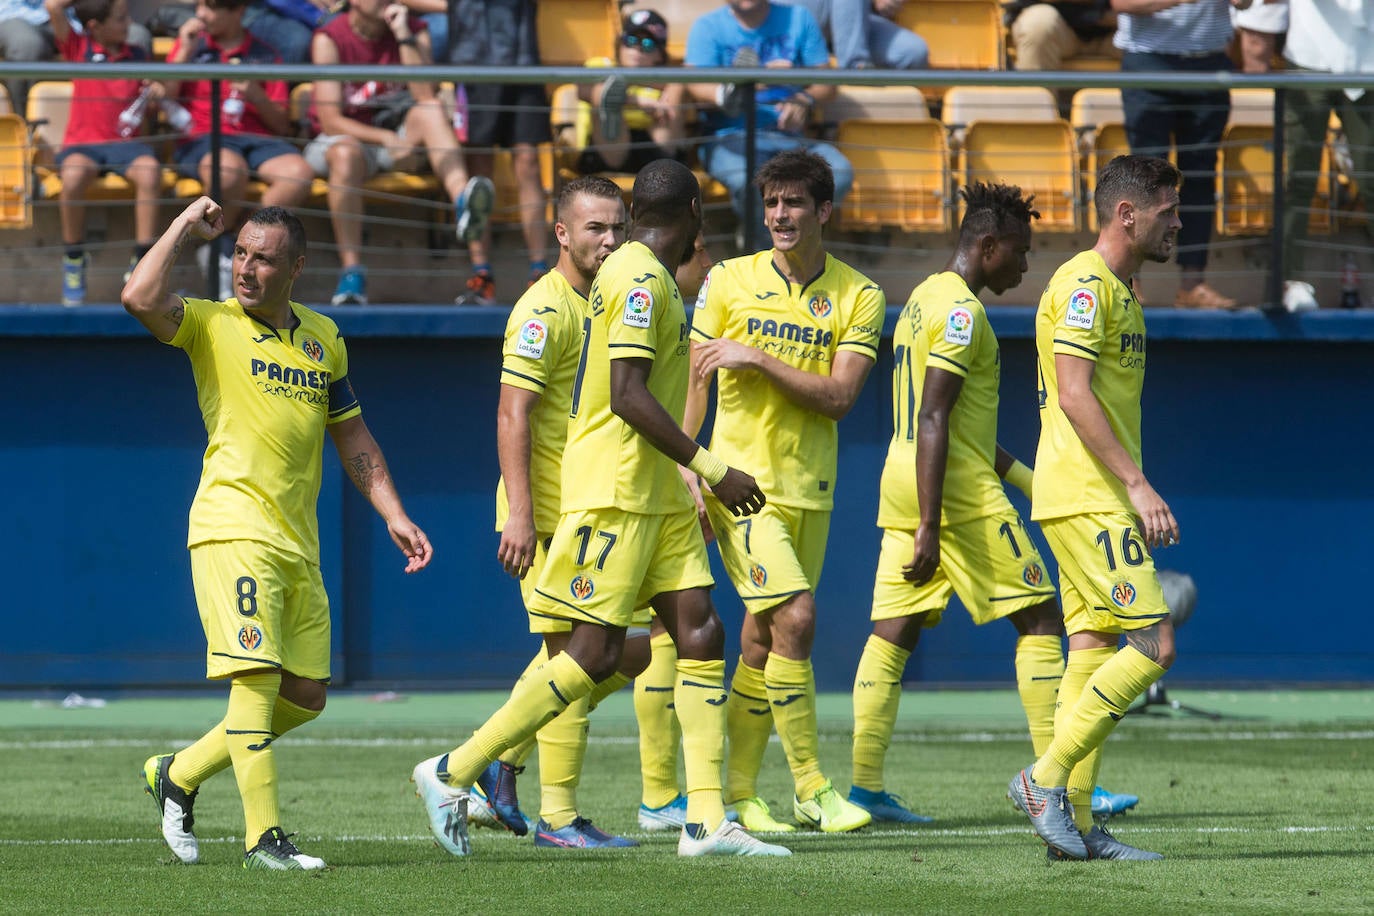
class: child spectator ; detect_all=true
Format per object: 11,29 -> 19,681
574,8 -> 688,176
47,0 -> 162,306
162,0 -> 313,292
306,0 -> 494,305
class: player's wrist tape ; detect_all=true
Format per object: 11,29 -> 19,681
687,447 -> 729,487
1005,459 -> 1033,496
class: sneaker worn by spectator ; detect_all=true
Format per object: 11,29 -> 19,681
1174,282 -> 1237,310
597,74 -> 628,142
1282,280 -> 1318,312
62,253 -> 88,307
456,270 -> 497,305
331,265 -> 368,306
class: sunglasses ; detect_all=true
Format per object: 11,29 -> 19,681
621,34 -> 664,52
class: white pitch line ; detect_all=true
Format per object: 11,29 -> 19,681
2,824 -> 1371,848
2,729 -> 1372,751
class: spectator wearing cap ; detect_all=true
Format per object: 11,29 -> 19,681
575,8 -> 688,174
777,0 -> 928,70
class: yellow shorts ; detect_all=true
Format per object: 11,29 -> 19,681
527,507 -> 713,629
871,509 -> 1057,626
704,495 -> 829,614
1041,512 -> 1169,636
519,533 -> 650,633
190,540 -> 331,681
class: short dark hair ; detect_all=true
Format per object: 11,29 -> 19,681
556,175 -> 625,223
754,148 -> 834,206
631,158 -> 700,226
203,0 -> 250,10
1094,155 -> 1181,225
73,0 -> 116,26
247,206 -> 306,262
957,182 -> 1039,244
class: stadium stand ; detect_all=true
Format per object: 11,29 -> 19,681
0,110 -> 31,227
537,0 -> 620,66
895,0 -> 1004,71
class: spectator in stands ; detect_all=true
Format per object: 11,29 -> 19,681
398,0 -> 445,61
778,0 -> 928,70
162,0 -> 314,292
1005,1 -> 1118,71
306,0 -> 494,305
575,8 -> 688,175
46,0 -> 162,306
149,0 -> 323,63
1112,0 -> 1239,310
1280,0 -> 1369,313
446,0 -> 550,305
685,0 -> 853,238
1231,0 -> 1285,74
1,0 -> 149,117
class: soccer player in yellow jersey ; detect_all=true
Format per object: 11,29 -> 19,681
685,149 -> 882,834
848,183 -> 1064,823
1008,155 -> 1182,862
412,159 -> 790,858
474,175 -> 647,848
122,197 -> 433,870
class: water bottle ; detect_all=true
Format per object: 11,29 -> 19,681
1340,252 -> 1362,309
158,97 -> 193,134
222,86 -> 246,130
118,86 -> 152,139
452,83 -> 468,143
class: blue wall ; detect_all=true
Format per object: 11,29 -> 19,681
2,306 -> 1370,690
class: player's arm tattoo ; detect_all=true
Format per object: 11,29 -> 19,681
162,301 -> 185,326
345,450 -> 380,492
1126,625 -> 1164,664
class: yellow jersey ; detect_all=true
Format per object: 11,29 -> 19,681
1032,250 -> 1145,521
496,269 -> 592,535
691,251 -> 884,510
562,240 -> 693,515
877,272 -> 1006,528
169,297 -> 361,562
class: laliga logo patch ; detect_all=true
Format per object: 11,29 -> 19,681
749,564 -> 768,587
1066,288 -> 1097,330
1111,580 -> 1137,608
301,337 -> 324,362
623,286 -> 654,328
238,625 -> 264,651
808,294 -> 833,319
570,575 -> 595,600
515,318 -> 548,359
695,271 -> 712,311
1023,562 -> 1044,587
945,307 -> 974,346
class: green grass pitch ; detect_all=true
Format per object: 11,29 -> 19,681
2,689 -> 1371,914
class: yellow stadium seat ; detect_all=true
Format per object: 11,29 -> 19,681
537,0 -> 619,66
490,143 -> 556,224
1070,88 -> 1129,230
1217,88 -> 1332,236
836,118 -> 950,233
0,113 -> 33,228
896,0 -> 1004,70
959,120 -> 1079,231
0,83 -> 12,117
823,86 -> 930,126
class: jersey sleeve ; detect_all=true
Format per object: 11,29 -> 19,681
837,281 -> 885,359
166,296 -> 211,352
604,268 -> 665,362
689,264 -> 725,342
924,295 -> 981,380
1049,276 -> 1110,362
501,298 -> 561,394
327,332 -> 362,423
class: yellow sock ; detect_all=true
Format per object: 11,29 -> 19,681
675,657 -> 728,831
498,645 -> 549,768
851,634 -> 909,792
723,658 -> 771,804
169,718 -> 231,790
536,694 -> 590,830
1055,647 -> 1113,831
271,695 -> 321,735
1015,634 -> 1065,757
1036,645 -> 1165,789
590,671 -> 631,710
446,652 -> 595,787
225,672 -> 281,850
635,631 -> 681,809
765,652 -> 824,800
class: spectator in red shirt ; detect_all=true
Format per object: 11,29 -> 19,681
162,0 -> 314,291
48,0 -> 162,306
